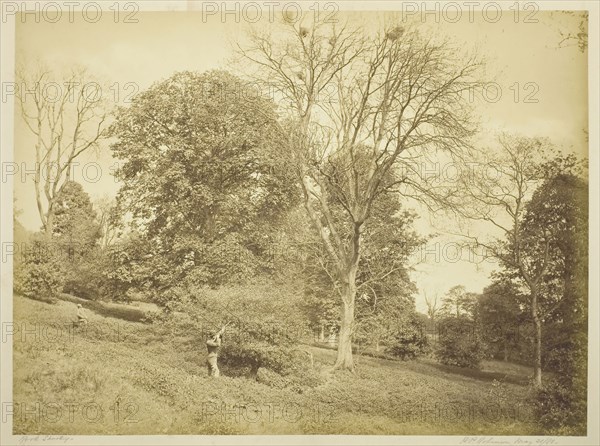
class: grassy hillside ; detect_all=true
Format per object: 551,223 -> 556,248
13,294 -> 539,435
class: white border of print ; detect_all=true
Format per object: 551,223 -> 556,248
1,1 -> 598,445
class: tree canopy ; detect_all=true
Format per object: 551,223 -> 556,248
110,70 -> 298,290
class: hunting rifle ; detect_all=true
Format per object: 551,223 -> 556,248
212,321 -> 231,341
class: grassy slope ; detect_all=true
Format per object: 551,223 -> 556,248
13,294 -> 539,435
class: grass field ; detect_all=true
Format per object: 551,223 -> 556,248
12,294 -> 541,435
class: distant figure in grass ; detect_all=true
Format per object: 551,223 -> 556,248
76,304 -> 88,326
206,324 -> 228,377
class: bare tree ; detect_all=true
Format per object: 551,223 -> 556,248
17,65 -> 108,237
458,133 -> 563,387
424,289 -> 440,322
238,16 -> 482,370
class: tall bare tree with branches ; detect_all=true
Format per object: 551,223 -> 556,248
17,65 -> 108,237
238,16 -> 482,370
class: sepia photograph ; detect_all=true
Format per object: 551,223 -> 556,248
0,1 -> 598,444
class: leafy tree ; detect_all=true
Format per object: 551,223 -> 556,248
51,181 -> 102,298
302,259 -> 340,342
53,181 -> 102,253
521,173 -> 588,332
509,168 -> 587,389
110,70 -> 298,292
522,173 -> 588,432
439,285 -> 478,318
100,233 -> 170,302
354,192 -> 425,351
356,192 -> 424,312
475,279 -> 529,362
302,189 -> 425,352
239,18 -> 482,369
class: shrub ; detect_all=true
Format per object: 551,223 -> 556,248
532,376 -> 586,435
61,249 -> 107,300
386,312 -> 429,360
220,342 -> 297,376
20,237 -> 66,302
214,311 -> 311,377
532,322 -> 587,435
256,364 -> 324,393
256,367 -> 288,388
435,316 -> 484,368
156,283 -> 313,383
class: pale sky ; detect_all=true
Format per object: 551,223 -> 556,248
11,7 -> 589,313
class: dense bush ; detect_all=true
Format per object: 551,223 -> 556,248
532,321 -> 587,435
156,283 -> 315,383
19,237 -> 66,303
256,362 -> 325,393
532,376 -> 586,435
219,338 -> 298,375
435,316 -> 484,368
60,249 -> 106,300
386,312 -> 429,360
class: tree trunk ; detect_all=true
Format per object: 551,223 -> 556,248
335,296 -> 355,370
333,222 -> 362,371
531,290 -> 543,388
44,205 -> 55,239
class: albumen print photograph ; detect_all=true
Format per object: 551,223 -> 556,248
0,0 -> 597,442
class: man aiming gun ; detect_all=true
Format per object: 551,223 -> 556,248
206,323 -> 228,377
